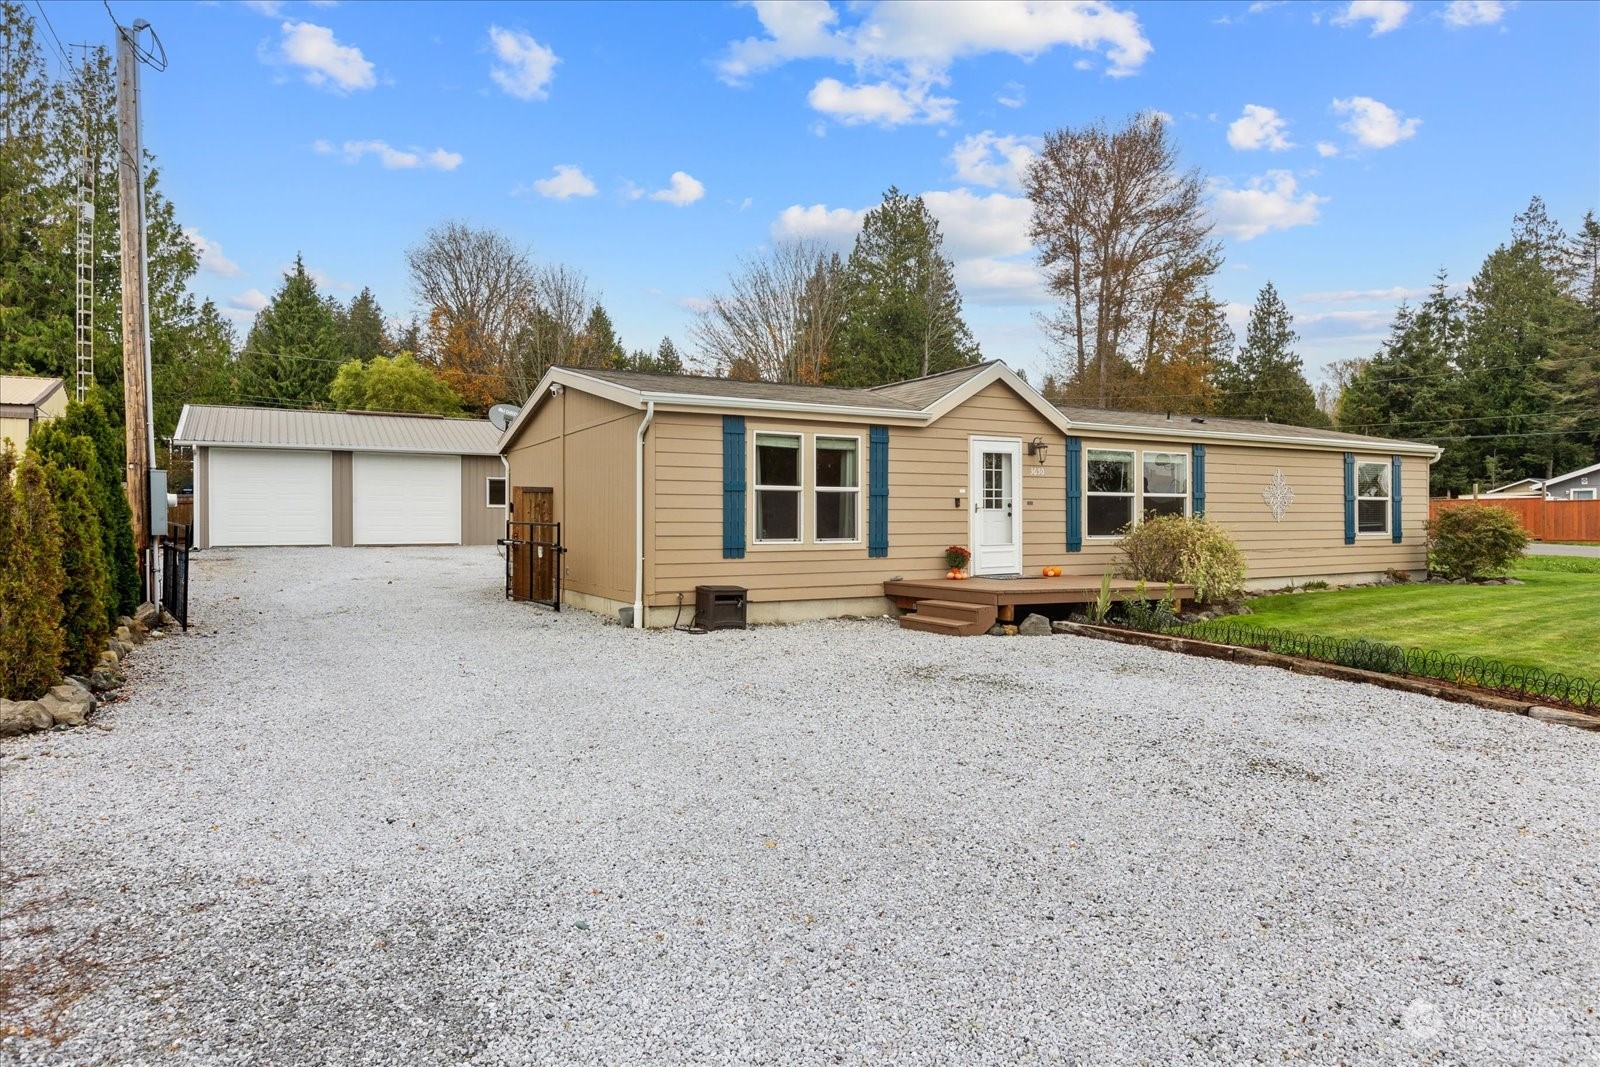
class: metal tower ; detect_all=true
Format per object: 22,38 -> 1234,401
74,55 -> 96,402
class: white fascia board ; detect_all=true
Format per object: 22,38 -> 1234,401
174,441 -> 494,456
923,362 -> 1075,435
1061,417 -> 1443,460
173,404 -> 192,444
633,390 -> 926,422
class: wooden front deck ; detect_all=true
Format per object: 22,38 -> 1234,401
885,574 -> 1196,635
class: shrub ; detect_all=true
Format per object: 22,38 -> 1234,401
1121,580 -> 1179,630
1426,505 -> 1528,580
43,444 -> 111,676
27,395 -> 139,619
1116,515 -> 1248,604
0,449 -> 67,700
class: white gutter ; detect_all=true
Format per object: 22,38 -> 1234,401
633,400 -> 655,630
1061,418 -> 1443,459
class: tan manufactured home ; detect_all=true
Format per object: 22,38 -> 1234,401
499,363 -> 1440,627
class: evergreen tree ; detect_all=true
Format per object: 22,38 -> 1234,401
574,304 -> 624,368
28,395 -> 139,619
40,440 -> 109,675
1215,281 -> 1327,426
0,447 -> 66,700
1338,277 -> 1468,492
613,336 -> 687,376
830,187 -> 979,386
342,287 -> 392,362
237,256 -> 342,406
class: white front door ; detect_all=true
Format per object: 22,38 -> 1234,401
969,437 -> 1023,575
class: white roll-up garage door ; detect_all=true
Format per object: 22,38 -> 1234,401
209,448 -> 333,546
353,452 -> 462,545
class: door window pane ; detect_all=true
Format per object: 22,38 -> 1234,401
982,452 -> 1009,509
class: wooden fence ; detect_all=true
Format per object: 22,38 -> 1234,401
1429,497 -> 1600,542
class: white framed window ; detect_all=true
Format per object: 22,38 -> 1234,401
1142,451 -> 1189,521
1571,488 -> 1597,500
486,477 -> 507,508
814,436 -> 860,542
754,433 -> 803,543
1356,460 -> 1390,535
1086,449 -> 1136,537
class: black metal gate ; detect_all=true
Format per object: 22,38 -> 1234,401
501,520 -> 563,609
160,522 -> 191,631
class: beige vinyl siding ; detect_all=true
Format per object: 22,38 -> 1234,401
505,389 -> 640,604
195,447 -> 210,548
645,381 -> 1067,606
1066,437 -> 1430,580
332,451 -> 353,547
460,455 -> 506,546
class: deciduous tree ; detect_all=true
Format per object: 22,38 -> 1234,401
330,352 -> 464,415
693,240 -> 846,384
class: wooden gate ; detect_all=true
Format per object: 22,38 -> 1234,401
505,486 -> 562,608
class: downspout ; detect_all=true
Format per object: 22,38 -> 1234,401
633,400 -> 656,629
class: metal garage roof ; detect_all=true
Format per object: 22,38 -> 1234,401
174,405 -> 502,455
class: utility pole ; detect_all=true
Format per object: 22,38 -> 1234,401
115,19 -> 157,600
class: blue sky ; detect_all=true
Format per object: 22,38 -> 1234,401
36,0 -> 1600,388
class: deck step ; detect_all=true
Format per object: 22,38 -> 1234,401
898,599 -> 998,637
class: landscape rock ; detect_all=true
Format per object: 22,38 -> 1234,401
115,625 -> 133,646
41,694 -> 87,727
88,670 -> 122,693
100,649 -> 120,669
1001,624 -> 1019,637
0,699 -> 54,736
1019,613 -> 1053,637
986,624 -> 1007,637
135,602 -> 161,628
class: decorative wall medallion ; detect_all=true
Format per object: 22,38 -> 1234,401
1262,469 -> 1295,522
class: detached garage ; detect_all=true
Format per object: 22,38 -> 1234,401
175,405 -> 505,549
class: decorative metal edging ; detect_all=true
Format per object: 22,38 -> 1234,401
1130,617 -> 1597,710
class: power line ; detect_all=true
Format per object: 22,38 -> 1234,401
30,0 -> 71,71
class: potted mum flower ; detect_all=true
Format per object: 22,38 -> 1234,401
944,545 -> 972,579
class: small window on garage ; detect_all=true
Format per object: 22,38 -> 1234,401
487,477 -> 507,508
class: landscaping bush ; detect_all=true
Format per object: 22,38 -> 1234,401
43,439 -> 111,676
1426,505 -> 1528,580
1116,515 -> 1248,604
0,448 -> 67,700
27,395 -> 139,619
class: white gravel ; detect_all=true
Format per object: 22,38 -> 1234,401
2,546 -> 1597,1066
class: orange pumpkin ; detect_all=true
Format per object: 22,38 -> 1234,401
947,568 -> 959,579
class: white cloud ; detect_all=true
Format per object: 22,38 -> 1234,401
1248,1 -> 1287,12
920,189 -> 1034,260
488,26 -> 558,101
316,139 -> 462,171
677,296 -> 713,314
954,257 -> 1051,306
1442,0 -> 1505,26
1209,170 -> 1326,241
278,21 -> 375,92
649,171 -> 706,207
244,0 -> 285,15
1299,285 -> 1429,303
807,78 -> 955,126
1332,95 -> 1420,148
1226,104 -> 1293,151
227,288 -> 270,313
949,131 -> 1039,190
184,228 -> 243,278
1332,0 -> 1411,35
286,263 -> 355,292
526,164 -> 597,200
722,1 -> 1151,127
771,203 -> 867,247
1316,141 -> 1340,157
996,81 -> 1026,108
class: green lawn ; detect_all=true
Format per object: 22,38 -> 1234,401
1218,556 -> 1599,681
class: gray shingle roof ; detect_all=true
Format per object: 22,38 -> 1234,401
868,361 -> 995,408
570,367 -> 923,410
175,405 -> 502,455
1056,405 -> 1432,452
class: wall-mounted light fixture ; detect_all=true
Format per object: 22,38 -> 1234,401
550,383 -> 565,396
1027,437 -> 1049,463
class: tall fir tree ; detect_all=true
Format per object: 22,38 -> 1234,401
830,187 -> 979,387
573,304 -> 624,368
0,448 -> 66,700
342,287 -> 392,362
1337,276 -> 1468,492
1215,281 -> 1327,427
40,440 -> 109,675
237,256 -> 342,406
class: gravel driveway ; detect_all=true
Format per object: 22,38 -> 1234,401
3,547 -> 1597,1066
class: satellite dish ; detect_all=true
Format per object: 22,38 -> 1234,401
488,404 -> 520,432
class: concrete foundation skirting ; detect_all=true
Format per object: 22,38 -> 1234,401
559,591 -> 897,629
1051,621 -> 1600,732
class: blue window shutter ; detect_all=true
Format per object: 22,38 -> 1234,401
1343,452 -> 1356,545
1066,435 -> 1083,552
1391,455 -> 1403,544
1192,444 -> 1207,519
868,425 -> 889,558
722,415 -> 746,559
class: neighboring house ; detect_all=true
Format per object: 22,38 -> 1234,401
1481,477 -> 1546,498
499,362 -> 1441,626
174,405 -> 505,548
0,374 -> 67,451
1541,461 -> 1600,501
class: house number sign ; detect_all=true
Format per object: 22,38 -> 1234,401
1261,469 -> 1295,522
